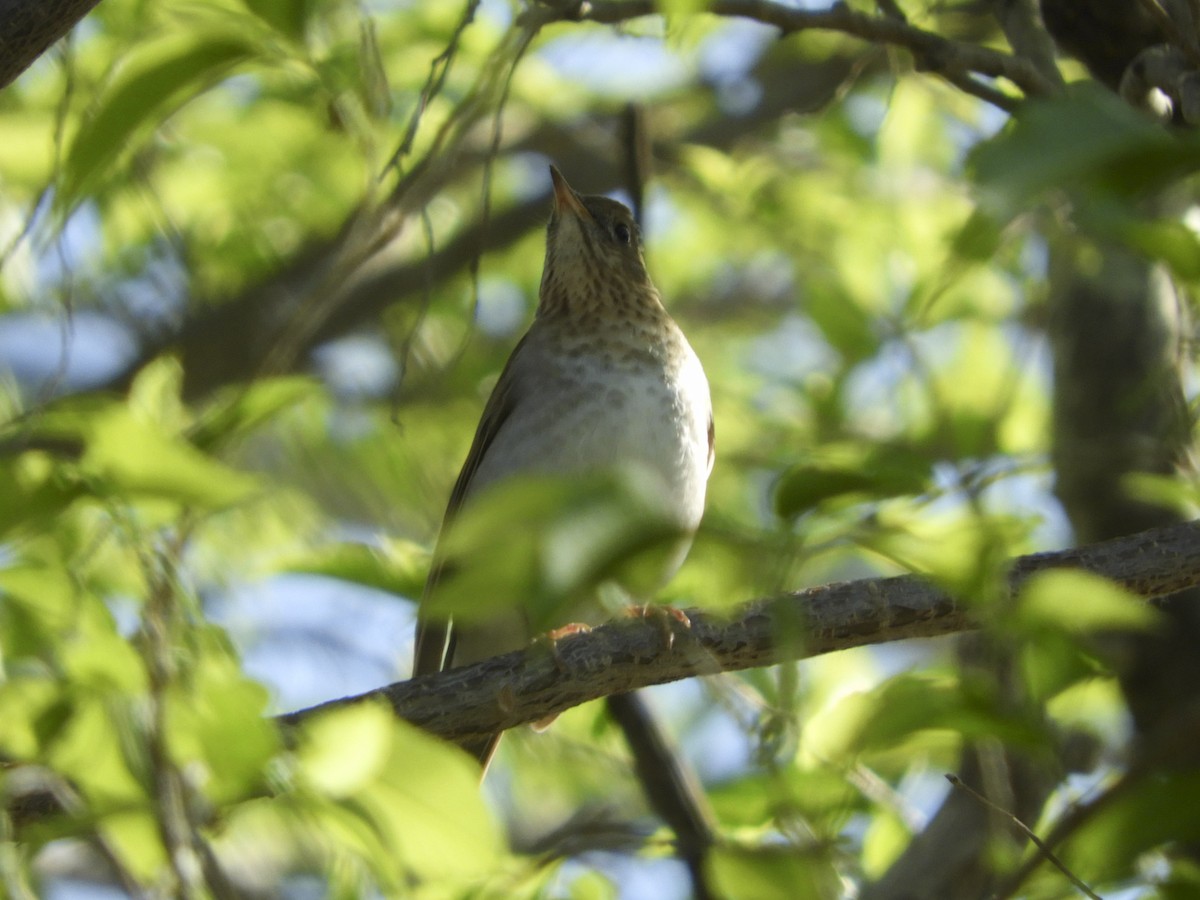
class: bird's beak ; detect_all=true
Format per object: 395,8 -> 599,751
550,166 -> 589,220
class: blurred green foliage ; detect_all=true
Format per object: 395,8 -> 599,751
1,0 -> 1199,896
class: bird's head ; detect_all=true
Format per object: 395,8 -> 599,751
538,166 -> 657,316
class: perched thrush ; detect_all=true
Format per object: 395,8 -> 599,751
414,166 -> 714,768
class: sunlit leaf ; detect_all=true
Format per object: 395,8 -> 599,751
428,468 -> 688,631
0,561 -> 80,656
1017,570 -> 1158,634
297,702 -> 394,798
709,845 -> 841,900
811,673 -> 1045,761
863,508 -> 1031,599
296,705 -> 502,881
47,696 -> 146,811
82,407 -> 258,509
287,539 -> 427,601
61,31 -> 258,205
364,719 -> 503,881
0,679 -> 61,758
100,810 -> 167,882
167,649 -> 278,803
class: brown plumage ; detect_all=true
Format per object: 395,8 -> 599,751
414,167 -> 713,769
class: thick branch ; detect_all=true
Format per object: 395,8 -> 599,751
0,0 -> 102,89
280,518 -> 1200,745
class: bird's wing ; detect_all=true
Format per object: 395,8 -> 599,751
412,332 -> 531,676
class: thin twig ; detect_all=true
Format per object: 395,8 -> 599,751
938,69 -> 1020,112
472,24 -> 539,336
946,774 -> 1103,900
384,0 -> 483,176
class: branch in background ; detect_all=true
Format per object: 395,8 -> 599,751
280,518 -> 1200,746
113,50 -> 862,401
525,0 -> 1061,101
0,0 -> 103,90
1039,0 -> 1162,89
73,0 -> 1061,405
988,0 -> 1067,92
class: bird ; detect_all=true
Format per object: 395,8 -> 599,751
413,165 -> 714,769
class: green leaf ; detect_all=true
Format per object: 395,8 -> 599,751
1067,770 -> 1200,883
366,719 -> 503,881
948,208 -> 1004,263
969,85 -> 1197,202
191,376 -> 318,452
0,679 -> 61,759
297,702 -> 394,798
709,845 -> 841,900
804,282 -> 877,360
241,0 -> 311,42
657,0 -> 708,16
295,705 -> 502,881
0,456 -> 87,539
287,539 -> 428,600
82,407 -> 259,509
0,561 -> 81,656
710,768 -> 860,829
773,442 -> 931,519
772,451 -> 931,520
1074,199 -> 1200,282
100,810 -> 168,882
428,468 -> 688,630
812,673 -> 1044,760
47,696 -> 147,811
61,614 -> 145,695
861,809 -> 913,879
1016,570 -> 1159,634
61,32 -> 257,205
167,655 -> 278,803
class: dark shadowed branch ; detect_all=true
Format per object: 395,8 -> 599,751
0,0 -> 103,89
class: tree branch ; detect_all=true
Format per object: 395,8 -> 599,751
0,0 -> 102,90
280,518 -> 1200,746
524,0 -> 1061,101
114,50 -> 863,400
85,2 -> 1057,405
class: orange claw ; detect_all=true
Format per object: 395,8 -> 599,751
534,622 -> 592,674
625,604 -> 691,650
546,622 -> 593,641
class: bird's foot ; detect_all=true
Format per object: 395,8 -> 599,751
530,623 -> 591,732
624,603 -> 691,650
532,622 -> 592,673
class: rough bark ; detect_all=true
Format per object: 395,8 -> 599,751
279,519 -> 1200,745
0,0 -> 102,89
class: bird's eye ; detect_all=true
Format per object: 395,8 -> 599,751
613,222 -> 632,245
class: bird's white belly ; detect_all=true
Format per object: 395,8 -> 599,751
469,348 -> 710,530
